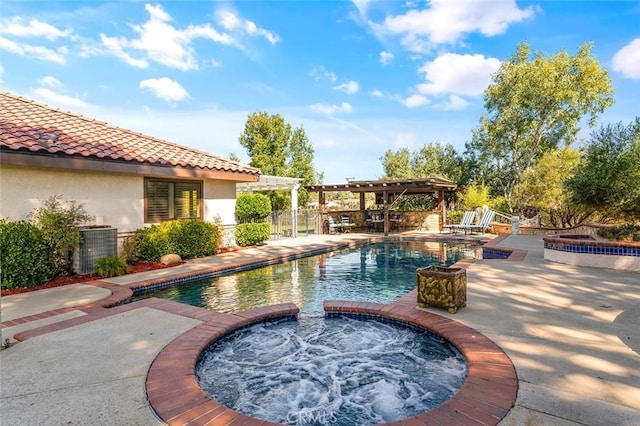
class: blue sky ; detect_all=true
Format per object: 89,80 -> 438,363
1,1 -> 639,183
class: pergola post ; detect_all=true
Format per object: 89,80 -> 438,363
438,190 -> 445,231
383,190 -> 390,236
359,192 -> 365,211
291,183 -> 300,237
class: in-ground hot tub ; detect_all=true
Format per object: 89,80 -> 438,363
543,234 -> 640,271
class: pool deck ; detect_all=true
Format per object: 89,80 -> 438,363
1,232 -> 639,425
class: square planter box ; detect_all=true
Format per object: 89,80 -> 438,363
417,265 -> 467,314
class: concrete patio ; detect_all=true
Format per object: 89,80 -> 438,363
1,233 -> 639,425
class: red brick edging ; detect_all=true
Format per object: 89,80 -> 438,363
146,300 -> 518,426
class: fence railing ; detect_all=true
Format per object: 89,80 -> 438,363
268,209 -> 323,240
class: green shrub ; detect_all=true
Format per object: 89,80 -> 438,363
121,235 -> 140,264
135,219 -> 220,261
447,211 -> 464,224
29,195 -> 90,275
94,255 -> 128,277
235,223 -> 271,246
597,224 -> 640,242
236,193 -> 271,223
0,220 -> 54,289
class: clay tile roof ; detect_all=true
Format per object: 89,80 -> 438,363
0,92 -> 260,177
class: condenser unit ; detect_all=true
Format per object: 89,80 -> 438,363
73,227 -> 118,275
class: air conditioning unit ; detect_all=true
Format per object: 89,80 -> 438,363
73,227 -> 118,275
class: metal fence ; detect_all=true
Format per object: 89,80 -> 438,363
268,209 -> 322,240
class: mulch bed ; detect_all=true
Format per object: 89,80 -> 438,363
1,261 -> 181,296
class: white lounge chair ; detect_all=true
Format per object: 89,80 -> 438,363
464,210 -> 495,234
443,211 -> 475,233
326,216 -> 341,234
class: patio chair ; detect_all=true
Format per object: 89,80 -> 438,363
326,216 -> 341,234
340,215 -> 355,233
443,211 -> 475,233
390,213 -> 402,231
464,210 -> 496,234
365,213 -> 374,231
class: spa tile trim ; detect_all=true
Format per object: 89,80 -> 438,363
146,301 -> 517,426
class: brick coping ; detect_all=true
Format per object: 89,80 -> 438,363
146,300 -> 517,425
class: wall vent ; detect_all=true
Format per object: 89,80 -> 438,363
73,227 -> 118,275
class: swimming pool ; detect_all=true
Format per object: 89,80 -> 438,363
135,241 -> 480,313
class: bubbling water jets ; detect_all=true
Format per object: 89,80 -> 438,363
197,315 -> 467,425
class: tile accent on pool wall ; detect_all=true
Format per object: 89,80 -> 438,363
146,300 -> 518,426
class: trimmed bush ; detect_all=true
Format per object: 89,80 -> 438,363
235,223 -> 271,246
236,193 -> 271,223
135,219 -> 220,262
0,220 -> 54,289
94,255 -> 128,278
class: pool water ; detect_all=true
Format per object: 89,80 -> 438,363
136,241 -> 479,313
197,315 -> 467,425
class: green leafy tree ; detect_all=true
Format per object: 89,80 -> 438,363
568,119 -> 640,221
239,112 -> 318,210
380,147 -> 413,179
458,184 -> 490,210
469,42 -> 614,211
380,142 -> 465,182
513,147 -> 592,227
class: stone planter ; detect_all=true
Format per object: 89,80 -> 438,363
417,265 -> 467,314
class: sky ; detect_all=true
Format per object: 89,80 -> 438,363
1,1 -> 639,184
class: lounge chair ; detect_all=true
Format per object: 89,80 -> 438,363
340,215 -> 354,233
464,210 -> 496,234
443,211 -> 475,233
326,216 -> 341,234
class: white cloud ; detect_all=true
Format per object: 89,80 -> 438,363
380,51 -> 393,65
99,34 -> 148,68
98,4 -> 274,71
0,36 -> 66,63
39,76 -> 62,88
215,10 -> 279,44
310,66 -> 337,83
441,95 -> 469,110
369,89 -> 384,97
416,53 -> 500,97
402,94 -> 429,108
310,102 -> 353,115
371,0 -> 536,52
333,80 -> 360,94
612,38 -> 640,80
32,88 -> 89,108
0,17 -> 72,40
139,78 -> 189,102
352,0 -> 371,16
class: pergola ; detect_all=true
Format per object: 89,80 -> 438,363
237,175 -> 302,236
304,177 -> 458,235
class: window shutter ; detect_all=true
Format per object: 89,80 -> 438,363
147,181 -> 170,221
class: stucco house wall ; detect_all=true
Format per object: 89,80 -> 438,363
0,165 -> 239,234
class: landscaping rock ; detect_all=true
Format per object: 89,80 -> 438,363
160,254 -> 182,266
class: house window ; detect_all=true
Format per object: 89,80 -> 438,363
145,179 -> 202,222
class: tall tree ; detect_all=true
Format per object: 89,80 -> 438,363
568,119 -> 640,221
380,142 -> 465,182
468,42 -> 614,211
239,112 -> 317,209
512,147 -> 593,227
